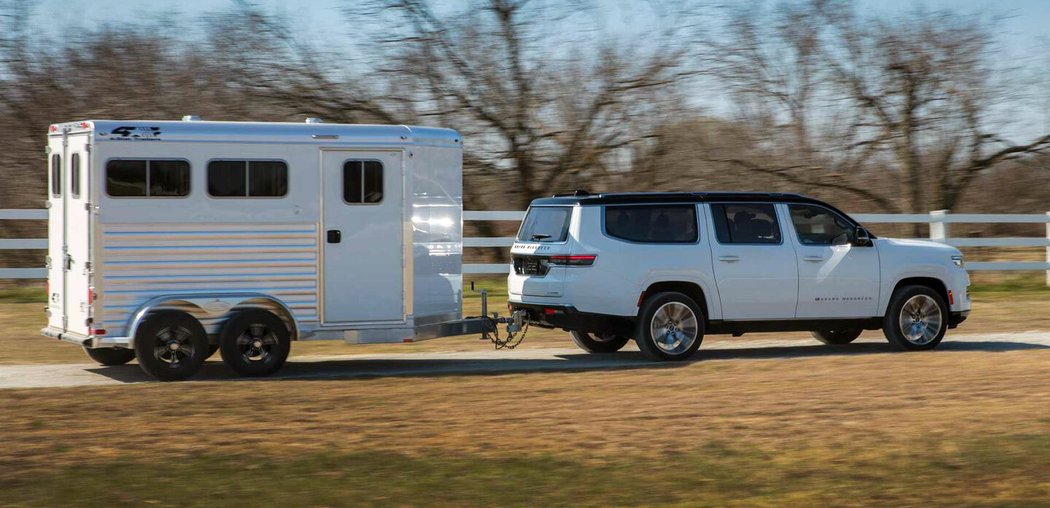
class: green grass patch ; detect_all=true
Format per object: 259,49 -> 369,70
969,276 -> 1050,296
0,286 -> 45,303
463,275 -> 508,299
2,435 -> 1046,507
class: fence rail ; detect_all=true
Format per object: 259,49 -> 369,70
4,209 -> 1049,282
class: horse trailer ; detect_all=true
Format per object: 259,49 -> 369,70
41,118 -> 510,380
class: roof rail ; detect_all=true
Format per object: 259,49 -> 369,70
553,189 -> 591,197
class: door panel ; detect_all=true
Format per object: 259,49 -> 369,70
706,203 -> 798,319
46,138 -> 65,331
785,203 -> 880,318
321,150 -> 404,323
64,135 -> 92,336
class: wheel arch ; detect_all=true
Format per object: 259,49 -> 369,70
639,280 -> 711,319
886,277 -> 950,314
125,293 -> 300,347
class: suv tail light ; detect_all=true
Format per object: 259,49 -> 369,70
513,254 -> 597,275
546,255 -> 597,266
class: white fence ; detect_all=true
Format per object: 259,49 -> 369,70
3,209 -> 1049,283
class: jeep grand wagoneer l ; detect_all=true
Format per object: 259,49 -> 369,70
508,192 -> 970,360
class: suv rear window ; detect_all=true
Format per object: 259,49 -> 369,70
605,205 -> 698,243
517,206 -> 571,242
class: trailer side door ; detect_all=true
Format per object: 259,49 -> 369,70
321,150 -> 405,324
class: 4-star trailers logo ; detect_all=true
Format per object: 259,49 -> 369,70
104,126 -> 162,140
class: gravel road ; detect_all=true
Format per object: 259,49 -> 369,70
1,332 -> 1047,389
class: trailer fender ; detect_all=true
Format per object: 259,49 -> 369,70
123,293 -> 301,348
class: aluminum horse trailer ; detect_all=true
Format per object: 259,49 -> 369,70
41,118 -> 510,380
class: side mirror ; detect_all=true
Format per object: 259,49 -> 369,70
852,227 -> 872,246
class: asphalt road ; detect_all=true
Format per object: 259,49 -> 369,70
1,332 -> 1048,389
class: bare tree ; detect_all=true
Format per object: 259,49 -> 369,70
700,0 -> 1050,217
217,0 -> 701,209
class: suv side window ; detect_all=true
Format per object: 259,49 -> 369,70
711,203 -> 781,244
604,205 -> 697,243
789,204 -> 853,245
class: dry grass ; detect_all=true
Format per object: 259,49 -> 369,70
0,348 -> 1046,505
2,278 -> 1048,505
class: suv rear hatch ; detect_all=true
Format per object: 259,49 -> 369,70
509,205 -> 580,298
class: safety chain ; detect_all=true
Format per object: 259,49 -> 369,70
487,318 -> 529,350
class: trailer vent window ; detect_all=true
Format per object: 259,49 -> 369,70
70,153 -> 81,198
50,154 -> 61,197
106,159 -> 190,197
207,160 -> 288,197
343,160 -> 383,204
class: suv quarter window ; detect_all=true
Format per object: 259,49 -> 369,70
789,204 -> 854,246
604,204 -> 698,243
710,203 -> 782,245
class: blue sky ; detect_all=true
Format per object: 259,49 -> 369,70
28,0 -> 1050,139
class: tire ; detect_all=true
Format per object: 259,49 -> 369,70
634,291 -> 704,361
133,310 -> 210,381
882,285 -> 948,351
811,329 -> 863,345
219,310 -> 291,377
569,331 -> 631,353
83,347 -> 136,366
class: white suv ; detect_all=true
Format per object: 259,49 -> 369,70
508,192 -> 971,360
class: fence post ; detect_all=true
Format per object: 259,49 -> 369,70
1046,212 -> 1049,287
929,209 -> 949,243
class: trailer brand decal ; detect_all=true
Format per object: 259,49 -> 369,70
106,126 -> 162,141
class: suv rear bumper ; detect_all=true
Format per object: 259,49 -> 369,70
509,303 -> 634,336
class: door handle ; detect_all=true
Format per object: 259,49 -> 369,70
327,230 -> 342,244
718,255 -> 740,263
803,256 -> 824,262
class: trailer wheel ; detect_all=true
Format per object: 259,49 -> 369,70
569,331 -> 631,353
83,347 -> 136,366
219,310 -> 290,377
133,311 -> 209,381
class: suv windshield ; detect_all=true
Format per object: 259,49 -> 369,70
517,206 -> 571,242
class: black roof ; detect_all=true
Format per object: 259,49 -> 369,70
530,191 -> 822,206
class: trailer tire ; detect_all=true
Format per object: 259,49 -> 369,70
83,347 -> 136,366
133,311 -> 209,381
219,310 -> 290,377
569,331 -> 631,353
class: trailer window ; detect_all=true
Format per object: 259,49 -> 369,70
106,159 -> 190,197
208,160 -> 288,197
70,153 -> 80,198
50,154 -> 61,197
343,160 -> 383,204
106,160 -> 147,196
